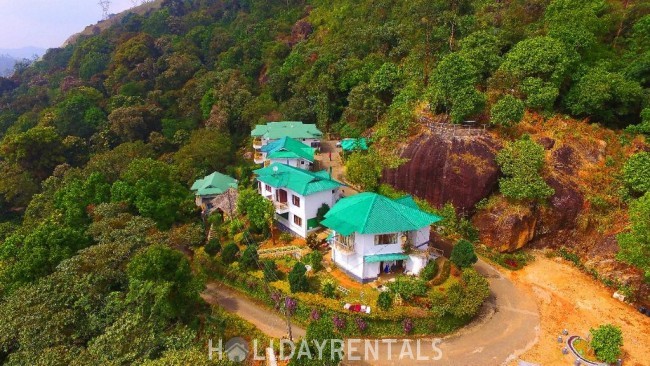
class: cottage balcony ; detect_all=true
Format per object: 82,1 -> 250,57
254,152 -> 264,164
332,239 -> 355,254
253,138 -> 263,149
273,201 -> 289,214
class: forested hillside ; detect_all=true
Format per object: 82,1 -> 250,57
0,0 -> 649,363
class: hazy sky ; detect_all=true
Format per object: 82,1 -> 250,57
0,0 -> 136,49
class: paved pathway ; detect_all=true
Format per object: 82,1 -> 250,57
202,260 -> 540,365
316,140 -> 359,196
201,282 -> 306,339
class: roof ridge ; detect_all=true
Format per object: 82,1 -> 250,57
359,193 -> 378,233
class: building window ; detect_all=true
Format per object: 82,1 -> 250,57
265,184 -> 271,192
375,233 -> 397,245
293,214 -> 303,227
292,194 -> 300,207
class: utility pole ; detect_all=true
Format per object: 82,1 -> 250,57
98,0 -> 111,20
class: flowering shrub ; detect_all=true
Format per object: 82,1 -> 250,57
332,315 -> 346,331
403,318 -> 414,334
310,308 -> 321,321
355,317 -> 368,333
285,297 -> 297,316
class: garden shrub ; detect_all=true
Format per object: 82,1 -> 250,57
306,233 -> 321,250
450,239 -> 478,268
377,291 -> 394,311
303,250 -> 323,272
622,152 -> 650,195
261,259 -> 278,282
590,324 -> 623,363
420,260 -> 438,281
387,276 -> 428,301
239,244 -> 259,270
204,238 -> 221,256
430,260 -> 451,286
321,279 -> 336,298
220,242 -> 240,264
280,231 -> 293,244
288,262 -> 309,293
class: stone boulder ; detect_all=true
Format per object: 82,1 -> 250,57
472,200 -> 537,252
382,133 -> 501,213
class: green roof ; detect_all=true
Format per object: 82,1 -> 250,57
364,253 -> 410,263
254,163 -> 343,196
251,121 -> 323,140
341,138 -> 369,152
191,171 -> 238,196
320,192 -> 442,236
261,136 -> 315,162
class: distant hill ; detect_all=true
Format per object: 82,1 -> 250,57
0,47 -> 45,77
0,46 -> 46,60
0,54 -> 15,77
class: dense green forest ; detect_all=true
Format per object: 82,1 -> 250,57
0,0 -> 649,364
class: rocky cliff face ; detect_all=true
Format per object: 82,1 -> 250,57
382,131 -> 501,213
383,118 -> 648,304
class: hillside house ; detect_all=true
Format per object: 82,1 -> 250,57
321,192 -> 442,283
251,121 -> 322,162
254,163 -> 343,238
190,171 -> 238,217
256,136 -> 316,169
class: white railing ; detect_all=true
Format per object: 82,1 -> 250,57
332,239 -> 355,254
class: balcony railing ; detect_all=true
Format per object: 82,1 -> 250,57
254,152 -> 264,163
274,201 -> 289,214
332,239 -> 355,254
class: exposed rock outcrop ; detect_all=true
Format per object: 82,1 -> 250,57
473,200 -> 537,252
382,132 -> 501,213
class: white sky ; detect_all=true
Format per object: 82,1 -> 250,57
0,0 -> 136,49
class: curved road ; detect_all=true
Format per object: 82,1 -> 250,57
201,260 -> 539,365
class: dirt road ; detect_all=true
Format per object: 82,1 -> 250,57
202,260 -> 540,365
505,254 -> 650,366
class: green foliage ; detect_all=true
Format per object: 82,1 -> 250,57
288,262 -> 309,293
111,158 -> 193,229
490,95 -> 525,127
0,126 -> 65,180
126,245 -> 202,321
496,135 -> 554,201
420,260 -> 438,281
54,172 -> 111,227
239,244 -> 259,271
622,152 -> 650,195
220,242 -> 240,265
617,192 -> 650,283
566,66 -> 643,122
345,151 -> 381,191
303,250 -> 324,272
1,222 -> 91,291
204,238 -> 221,257
316,203 -> 330,224
430,53 -> 485,123
261,259 -> 278,282
443,268 -> 490,318
237,188 -> 274,233
387,276 -> 428,301
377,291 -> 394,311
291,317 -> 342,366
430,260 -> 451,286
450,239 -> 478,268
321,279 -> 336,299
590,324 -> 623,363
174,129 -> 233,183
280,232 -> 293,244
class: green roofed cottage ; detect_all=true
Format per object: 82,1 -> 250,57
321,192 -> 442,283
251,121 -> 322,163
191,171 -> 238,218
254,162 -> 343,238
257,136 -> 316,169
